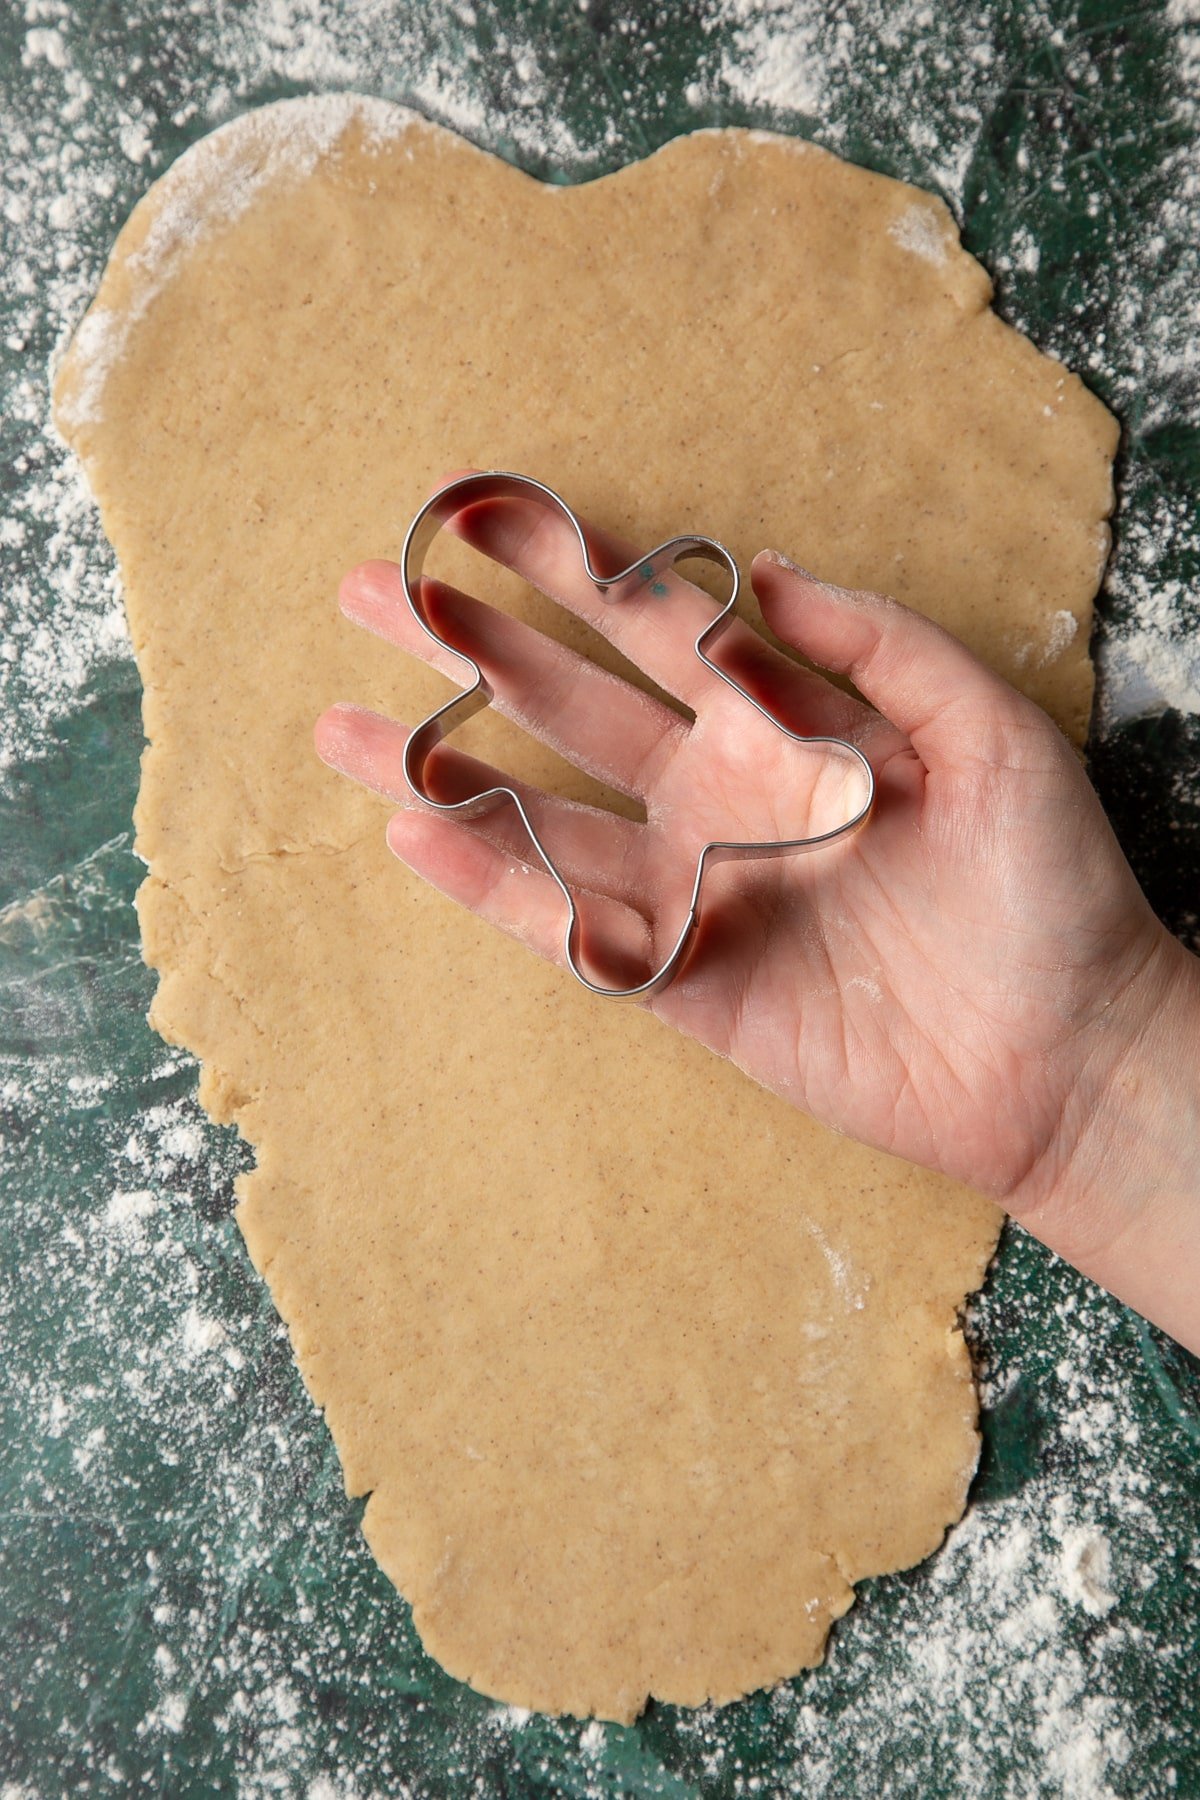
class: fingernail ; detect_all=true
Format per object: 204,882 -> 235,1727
760,548 -> 820,580
313,705 -> 353,758
340,560 -> 398,618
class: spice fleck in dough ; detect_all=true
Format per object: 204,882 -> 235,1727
54,96 -> 1116,1721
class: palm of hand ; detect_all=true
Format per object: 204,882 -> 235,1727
646,692 -> 1155,1198
317,484 -> 1162,1208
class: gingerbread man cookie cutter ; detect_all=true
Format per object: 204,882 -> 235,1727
400,471 -> 875,1000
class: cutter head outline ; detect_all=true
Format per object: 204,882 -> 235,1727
400,471 -> 875,1000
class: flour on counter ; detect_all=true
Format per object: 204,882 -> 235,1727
4,0 -> 1198,779
9,1049 -> 1187,1798
3,2 -> 1198,1796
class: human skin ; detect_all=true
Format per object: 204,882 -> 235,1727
315,479 -> 1200,1355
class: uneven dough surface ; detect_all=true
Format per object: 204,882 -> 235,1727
55,97 -> 1117,1721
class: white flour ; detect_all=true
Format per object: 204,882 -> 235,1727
8,1097 -> 1190,1795
3,0 -> 1199,765
2,3 -> 1198,1796
55,94 -> 427,435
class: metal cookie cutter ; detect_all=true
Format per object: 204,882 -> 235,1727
400,471 -> 875,1001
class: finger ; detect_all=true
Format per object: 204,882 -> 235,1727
314,702 -> 646,906
705,622 -> 900,754
750,551 -> 1036,772
445,488 -> 826,718
340,559 -> 685,798
386,809 -> 655,992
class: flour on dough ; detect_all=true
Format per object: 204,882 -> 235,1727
54,96 -> 1116,1722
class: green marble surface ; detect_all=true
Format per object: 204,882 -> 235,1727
2,2 -> 1198,1795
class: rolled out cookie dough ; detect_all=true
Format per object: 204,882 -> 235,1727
55,97 -> 1117,1722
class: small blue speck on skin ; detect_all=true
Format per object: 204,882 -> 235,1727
639,562 -> 655,580
651,581 -> 669,596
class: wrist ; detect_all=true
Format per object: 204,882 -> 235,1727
1010,927 -> 1200,1351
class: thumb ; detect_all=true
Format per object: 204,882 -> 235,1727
751,549 -> 1035,771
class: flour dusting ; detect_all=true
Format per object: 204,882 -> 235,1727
56,95 -> 428,432
3,0 -> 1199,1795
887,202 -> 951,264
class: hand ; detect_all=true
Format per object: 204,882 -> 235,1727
316,480 -> 1200,1349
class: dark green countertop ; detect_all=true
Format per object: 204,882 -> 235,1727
1,3 -> 1197,1795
